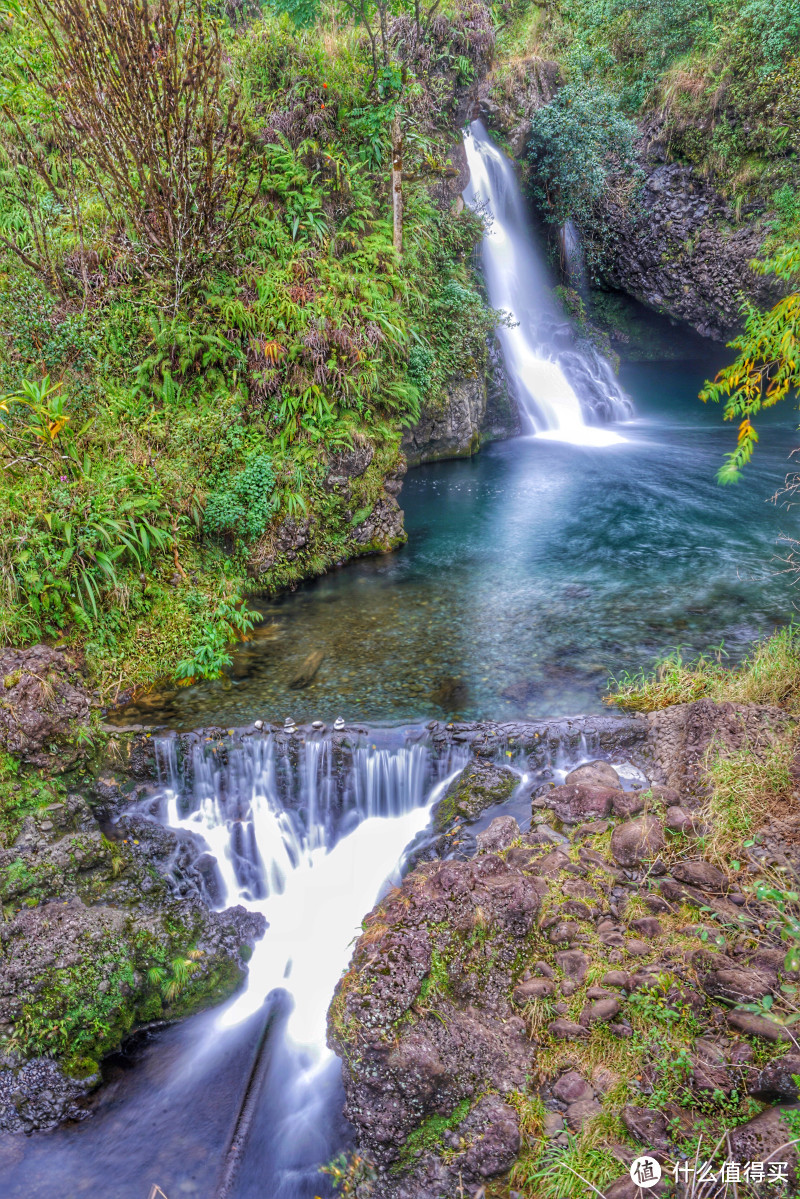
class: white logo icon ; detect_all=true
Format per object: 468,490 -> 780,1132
629,1156 -> 662,1189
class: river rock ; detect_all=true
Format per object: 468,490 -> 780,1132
432,759 -> 518,834
701,965 -> 772,1004
548,1018 -> 589,1041
539,783 -> 617,823
749,1054 -> 800,1103
555,949 -> 589,983
553,1071 -> 594,1103
611,815 -> 665,866
672,860 -> 727,892
580,997 -> 620,1026
564,760 -> 622,789
621,1105 -> 671,1152
565,1097 -> 601,1129
729,1106 -> 800,1187
476,815 -> 520,853
726,1011 -> 790,1042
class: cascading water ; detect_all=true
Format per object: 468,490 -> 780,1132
463,119 -> 632,446
151,729 -> 470,1197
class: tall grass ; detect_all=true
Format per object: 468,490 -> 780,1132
606,624 -> 800,713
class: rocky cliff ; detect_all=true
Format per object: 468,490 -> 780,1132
479,59 -> 787,343
593,121 -> 786,342
402,344 -> 519,467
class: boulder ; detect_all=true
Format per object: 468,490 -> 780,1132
476,815 -> 520,853
580,997 -> 621,1025
726,1011 -> 790,1043
611,816 -> 666,867
553,1071 -> 594,1104
611,791 -> 646,818
729,1106 -> 800,1187
671,860 -> 727,892
565,1097 -> 602,1129
548,1019 -> 589,1041
433,760 -> 518,835
538,784 -> 617,823
564,761 -> 622,790
749,1055 -> 800,1103
512,978 -> 554,1004
702,966 -> 772,1005
555,950 -> 590,983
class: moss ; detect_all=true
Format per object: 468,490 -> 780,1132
392,1098 -> 472,1174
432,767 -> 517,835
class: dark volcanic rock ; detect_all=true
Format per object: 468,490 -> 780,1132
749,1055 -> 800,1103
0,645 -> 91,771
327,853 -> 544,1196
540,783 -> 617,823
701,965 -> 772,1005
646,699 -> 792,797
432,759 -> 518,834
730,1107 -> 800,1187
564,760 -> 622,789
593,140 -> 786,342
610,815 -> 665,866
672,860 -> 727,892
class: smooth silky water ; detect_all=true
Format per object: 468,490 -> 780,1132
5,126 -> 799,1199
118,363 -> 797,732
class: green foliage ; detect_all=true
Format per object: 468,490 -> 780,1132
204,453 -> 277,542
392,1098 -> 471,1173
738,0 -> 800,76
607,623 -> 800,713
175,593 -> 256,682
510,1131 -> 621,1199
527,82 -> 639,235
0,3 -> 494,694
700,244 -> 800,482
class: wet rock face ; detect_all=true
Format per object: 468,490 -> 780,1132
327,853 -> 544,1197
595,155 -> 785,341
0,646 -> 91,772
402,377 -> 487,467
0,740 -> 265,1134
402,344 -> 518,468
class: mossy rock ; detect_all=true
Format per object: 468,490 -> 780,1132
432,759 -> 518,835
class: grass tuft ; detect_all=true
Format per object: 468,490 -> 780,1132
606,625 -> 800,713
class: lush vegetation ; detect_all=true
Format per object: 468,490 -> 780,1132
0,0 -> 496,695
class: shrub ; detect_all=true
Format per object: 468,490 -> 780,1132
203,453 -> 278,543
527,82 -> 639,233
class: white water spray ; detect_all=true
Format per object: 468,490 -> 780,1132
154,732 -> 466,1047
463,120 -> 630,447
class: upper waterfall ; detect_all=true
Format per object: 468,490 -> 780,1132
463,120 -> 631,447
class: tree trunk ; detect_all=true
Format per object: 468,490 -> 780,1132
391,112 -> 403,255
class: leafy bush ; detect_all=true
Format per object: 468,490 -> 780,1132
739,0 -> 800,75
204,454 -> 278,543
527,82 -> 639,232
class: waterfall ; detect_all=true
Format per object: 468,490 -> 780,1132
463,120 -> 631,446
